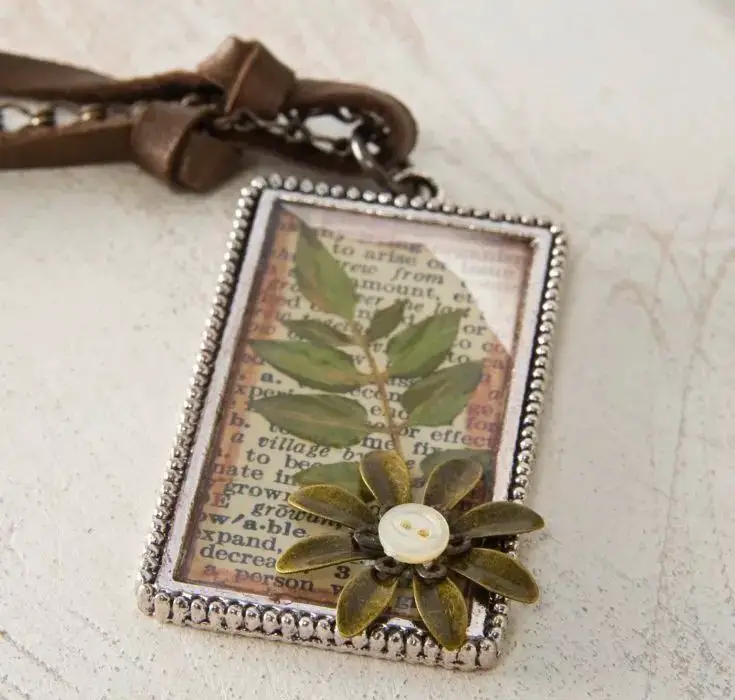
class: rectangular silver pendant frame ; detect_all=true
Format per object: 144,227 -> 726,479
137,176 -> 566,671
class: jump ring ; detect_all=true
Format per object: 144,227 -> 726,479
350,133 -> 442,201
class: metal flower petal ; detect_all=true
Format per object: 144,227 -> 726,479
449,547 -> 539,603
452,501 -> 544,539
276,534 -> 365,574
413,576 -> 468,651
336,566 -> 400,638
288,484 -> 377,530
423,458 -> 483,510
359,450 -> 412,506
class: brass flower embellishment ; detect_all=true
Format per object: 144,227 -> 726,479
277,450 -> 544,650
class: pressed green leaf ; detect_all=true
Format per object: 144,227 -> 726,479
276,534 -> 364,574
452,502 -> 545,539
449,548 -> 539,604
288,484 -> 377,529
401,362 -> 484,426
293,219 -> 357,320
402,362 -> 484,414
249,394 -> 372,447
365,300 -> 406,342
250,340 -> 364,392
336,566 -> 399,638
386,310 -> 464,378
282,319 -> 352,347
413,576 -> 468,651
359,450 -> 412,506
423,458 -> 483,510
294,461 -> 372,500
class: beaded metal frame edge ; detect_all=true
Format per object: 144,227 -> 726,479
137,175 -> 566,671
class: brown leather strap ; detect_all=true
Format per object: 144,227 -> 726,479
0,37 -> 418,192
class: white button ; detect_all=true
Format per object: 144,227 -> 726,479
378,504 -> 450,564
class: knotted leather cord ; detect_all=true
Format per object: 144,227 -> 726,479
0,37 -> 418,192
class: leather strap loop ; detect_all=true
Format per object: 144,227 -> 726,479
197,38 -> 295,117
0,36 -> 418,191
131,102 -> 242,191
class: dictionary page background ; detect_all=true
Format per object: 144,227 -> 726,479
177,203 -> 531,613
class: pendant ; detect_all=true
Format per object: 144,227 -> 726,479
138,174 -> 566,670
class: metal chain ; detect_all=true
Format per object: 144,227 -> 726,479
0,94 -> 440,199
0,100 -> 116,130
0,95 -> 389,162
208,103 -> 391,161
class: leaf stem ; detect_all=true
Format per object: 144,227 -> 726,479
351,323 -> 405,459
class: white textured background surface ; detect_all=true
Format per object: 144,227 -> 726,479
1,1 -> 734,698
